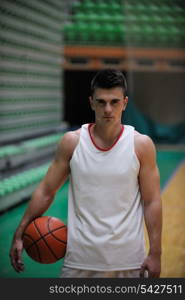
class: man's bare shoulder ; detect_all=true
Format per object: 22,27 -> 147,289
55,129 -> 81,161
134,130 -> 154,146
134,130 -> 156,162
62,129 -> 80,142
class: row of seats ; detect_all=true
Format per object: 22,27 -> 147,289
0,109 -> 58,119
0,163 -> 50,197
72,13 -> 185,24
71,1 -> 184,15
63,22 -> 184,46
64,22 -> 124,42
1,120 -> 59,131
0,133 -> 63,160
0,145 -> 25,159
22,133 -> 63,149
124,3 -> 184,15
72,0 -> 122,14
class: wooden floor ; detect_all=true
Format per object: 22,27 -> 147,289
145,161 -> 185,277
161,162 -> 185,277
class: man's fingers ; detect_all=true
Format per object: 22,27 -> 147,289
139,265 -> 145,278
17,248 -> 24,271
140,268 -> 159,278
144,269 -> 149,278
10,248 -> 24,273
140,263 -> 150,278
11,256 -> 21,272
13,258 -> 24,273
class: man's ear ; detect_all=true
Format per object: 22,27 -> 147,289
89,96 -> 95,111
123,96 -> 128,111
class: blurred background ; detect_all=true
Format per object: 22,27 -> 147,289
0,0 -> 185,278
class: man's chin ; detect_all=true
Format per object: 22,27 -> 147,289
103,117 -> 114,121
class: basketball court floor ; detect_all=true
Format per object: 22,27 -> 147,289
0,149 -> 184,278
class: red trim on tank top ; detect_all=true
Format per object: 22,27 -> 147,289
88,123 -> 124,152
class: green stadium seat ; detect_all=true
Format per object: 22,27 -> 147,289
63,23 -> 77,42
148,4 -> 160,14
88,13 -> 99,23
109,2 -> 121,14
99,13 -> 112,23
71,1 -> 82,13
138,14 -> 151,24
134,4 -> 148,14
160,5 -> 173,14
176,15 -> 185,25
113,14 -> 123,24
0,163 -> 50,197
82,0 -> 96,13
101,24 -> 116,43
163,15 -> 175,25
140,25 -> 156,46
128,24 -> 141,33
97,2 -> 109,12
114,25 -> 125,43
88,23 -> 102,42
75,22 -> 90,42
113,0 -> 122,4
154,26 -> 170,46
150,15 -> 163,24
125,14 -> 138,23
169,25 -> 184,46
123,3 -> 134,13
73,12 -> 86,23
173,5 -> 184,15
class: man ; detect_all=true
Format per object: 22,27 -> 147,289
10,69 -> 162,278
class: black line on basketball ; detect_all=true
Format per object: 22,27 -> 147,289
23,233 -> 42,263
34,218 -> 58,261
48,217 -> 67,244
23,233 -> 35,250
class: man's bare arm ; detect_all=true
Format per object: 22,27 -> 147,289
135,133 -> 162,278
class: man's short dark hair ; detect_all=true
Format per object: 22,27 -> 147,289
91,69 -> 127,97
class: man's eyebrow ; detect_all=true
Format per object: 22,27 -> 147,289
95,98 -> 105,101
95,98 -> 121,101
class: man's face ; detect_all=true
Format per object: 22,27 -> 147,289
89,87 -> 128,124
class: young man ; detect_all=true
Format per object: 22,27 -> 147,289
10,69 -> 162,278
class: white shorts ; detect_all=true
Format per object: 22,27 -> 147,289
60,266 -> 148,278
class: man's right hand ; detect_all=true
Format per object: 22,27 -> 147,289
9,237 -> 24,273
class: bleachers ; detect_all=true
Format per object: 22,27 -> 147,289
0,132 -> 64,171
63,0 -> 185,48
0,131 -> 65,212
0,163 -> 50,211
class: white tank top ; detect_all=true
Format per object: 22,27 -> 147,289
64,124 -> 146,271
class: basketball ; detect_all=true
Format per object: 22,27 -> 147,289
23,216 -> 67,264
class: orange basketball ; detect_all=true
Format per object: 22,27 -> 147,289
23,216 -> 67,264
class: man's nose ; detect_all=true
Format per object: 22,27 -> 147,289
104,103 -> 112,114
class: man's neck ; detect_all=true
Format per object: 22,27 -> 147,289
93,121 -> 123,144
